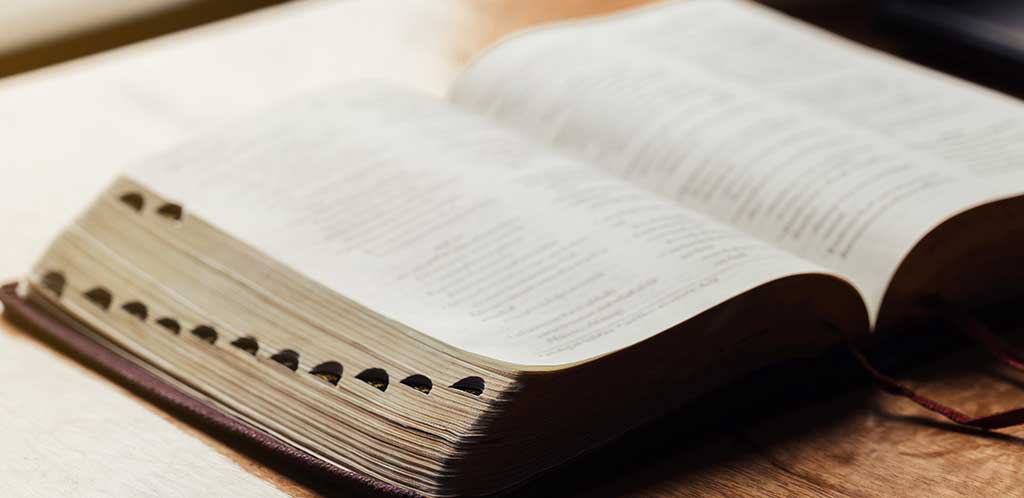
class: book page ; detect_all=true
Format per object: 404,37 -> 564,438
594,0 -> 1024,185
128,84 -> 831,366
450,0 -> 1023,320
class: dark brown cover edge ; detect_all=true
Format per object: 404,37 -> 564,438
0,282 -> 424,498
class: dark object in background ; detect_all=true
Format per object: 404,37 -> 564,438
877,1 -> 1024,93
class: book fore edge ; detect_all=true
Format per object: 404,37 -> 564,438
34,188 -> 489,399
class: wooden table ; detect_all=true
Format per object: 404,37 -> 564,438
3,1 -> 1024,496
0,0 -> 285,77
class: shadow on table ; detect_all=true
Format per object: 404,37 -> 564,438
513,314 -> 1024,497
0,0 -> 289,78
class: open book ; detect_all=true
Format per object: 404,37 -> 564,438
8,0 -> 1024,496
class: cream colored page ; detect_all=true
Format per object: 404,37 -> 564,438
0,329 -> 289,498
129,84 -> 824,366
450,0 -> 1016,318
0,0 -> 466,283
587,0 -> 1024,185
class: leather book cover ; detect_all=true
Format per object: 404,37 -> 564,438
0,282 -> 422,498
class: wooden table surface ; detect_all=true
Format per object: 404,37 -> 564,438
3,1 -> 1024,497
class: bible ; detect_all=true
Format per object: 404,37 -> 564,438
6,1 -> 1024,496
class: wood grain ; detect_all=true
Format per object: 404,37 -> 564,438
3,1 -> 1024,497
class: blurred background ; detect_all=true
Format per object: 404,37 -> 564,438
3,0 -> 1022,95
